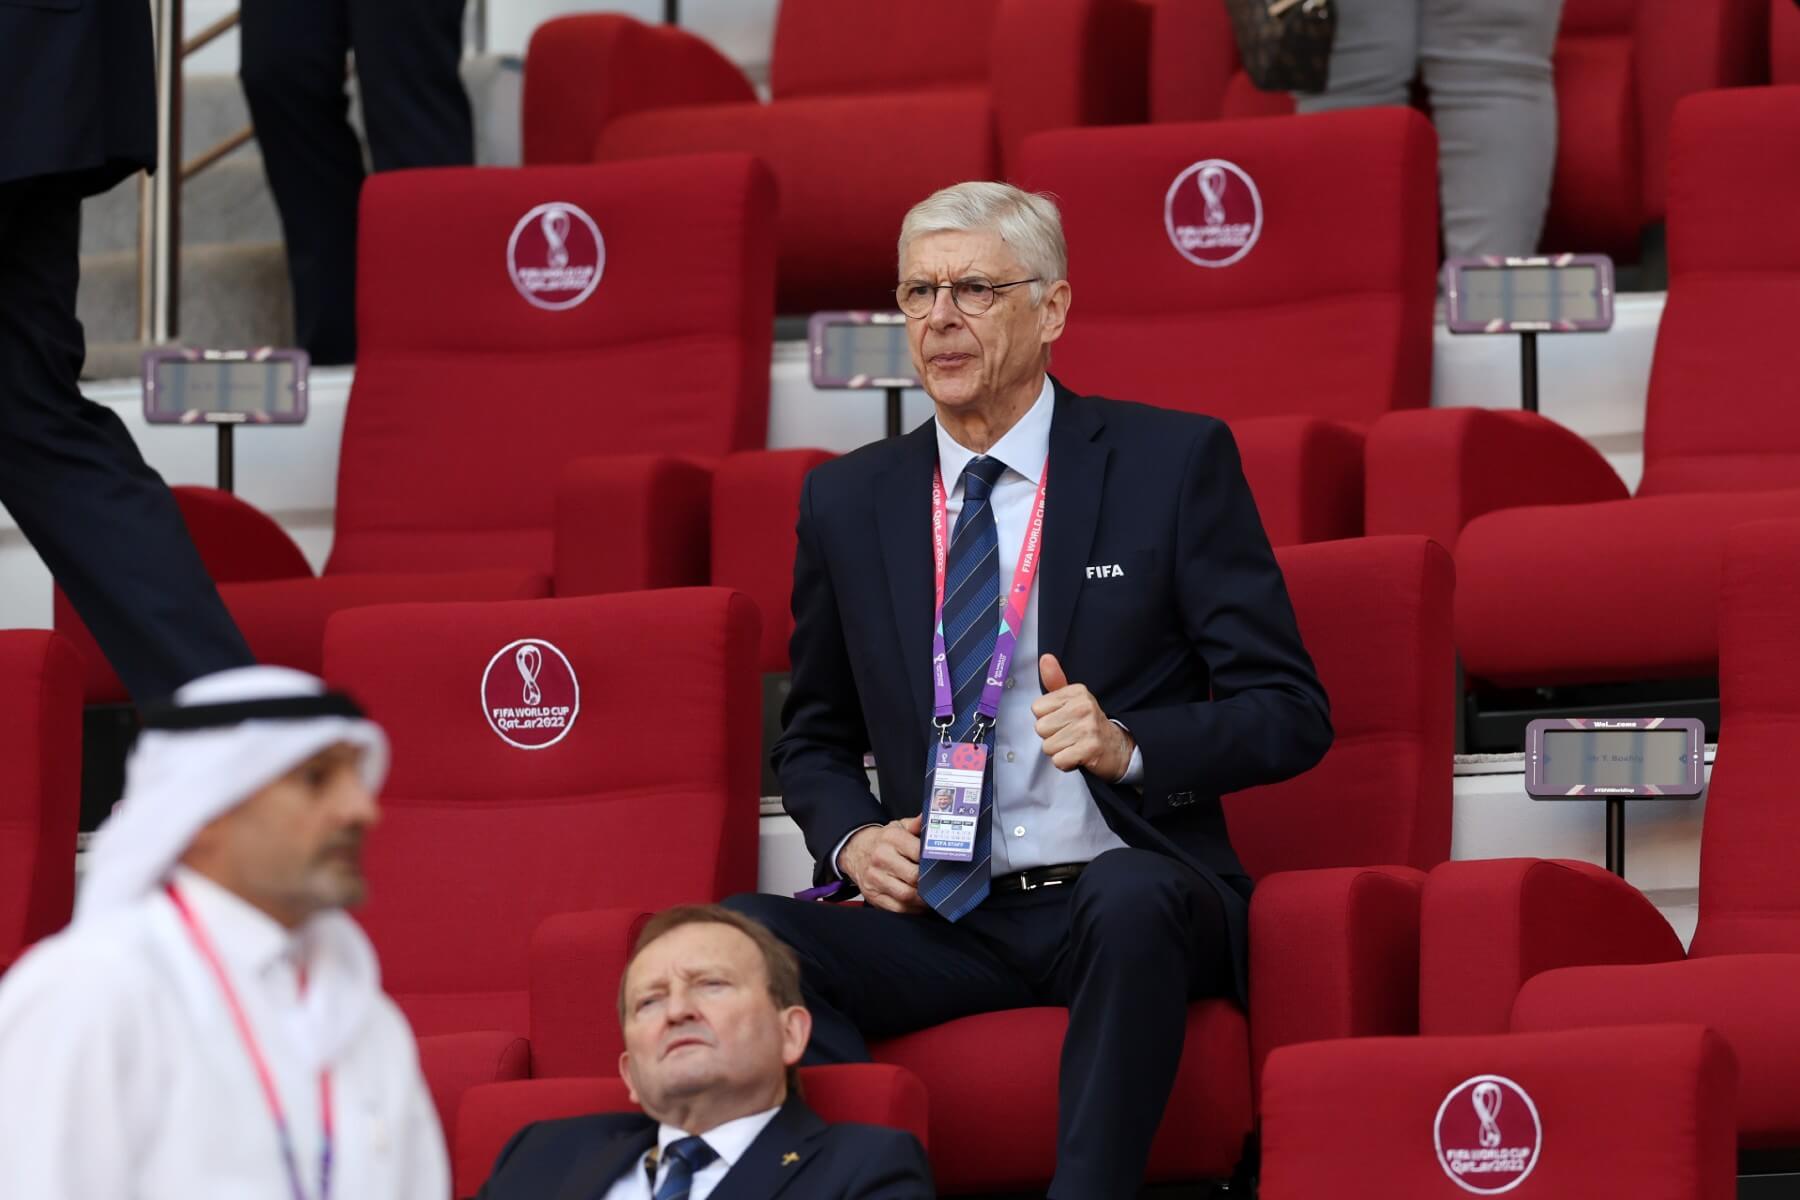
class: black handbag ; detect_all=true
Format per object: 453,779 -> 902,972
1223,0 -> 1337,95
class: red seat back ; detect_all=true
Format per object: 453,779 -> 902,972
1225,537 -> 1455,877
327,156 -> 776,578
321,589 -> 761,1040
0,633 -> 81,964
1640,88 -> 1800,498
1015,108 -> 1437,428
1777,0 -> 1800,82
1690,519 -> 1800,957
453,1065 -> 928,1198
1149,0 -> 1294,122
770,0 -> 996,100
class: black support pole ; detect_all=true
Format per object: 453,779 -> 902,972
216,423 -> 235,494
885,386 -> 903,439
1605,797 -> 1626,878
663,0 -> 679,24
1520,330 -> 1540,413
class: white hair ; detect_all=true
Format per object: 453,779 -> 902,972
898,181 -> 1067,305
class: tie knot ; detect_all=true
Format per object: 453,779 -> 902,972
665,1136 -> 718,1173
962,456 -> 1006,502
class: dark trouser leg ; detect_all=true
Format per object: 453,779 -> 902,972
1046,848 -> 1233,1199
239,0 -> 361,364
0,183 -> 253,702
722,892 -> 1038,1065
349,0 -> 474,172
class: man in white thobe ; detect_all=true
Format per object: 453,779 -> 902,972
0,665 -> 448,1199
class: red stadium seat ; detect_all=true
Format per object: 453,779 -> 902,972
318,588 -> 761,1133
522,0 -> 1151,313
1014,108 -> 1438,545
1149,0 -> 1769,262
869,535 -> 1454,1191
1777,0 -> 1800,82
0,632 -> 81,972
1366,86 -> 1800,691
56,155 -> 776,703
453,1064 -> 928,1198
1260,1026 -> 1737,1200
1417,519 -> 1800,1149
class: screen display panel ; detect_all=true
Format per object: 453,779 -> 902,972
1541,730 -> 1692,791
1459,265 -> 1602,325
810,315 -> 918,389
145,353 -> 308,423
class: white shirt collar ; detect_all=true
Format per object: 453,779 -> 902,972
168,865 -> 304,978
934,374 -> 1054,491
658,1104 -> 782,1172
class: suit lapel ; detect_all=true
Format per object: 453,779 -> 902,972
1038,380 -> 1109,667
552,1118 -> 656,1200
873,422 -> 940,725
715,1096 -> 828,1198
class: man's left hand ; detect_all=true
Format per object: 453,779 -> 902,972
1032,653 -> 1134,780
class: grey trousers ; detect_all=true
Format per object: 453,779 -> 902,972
1297,0 -> 1566,257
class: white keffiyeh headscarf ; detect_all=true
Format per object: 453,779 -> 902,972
78,665 -> 389,921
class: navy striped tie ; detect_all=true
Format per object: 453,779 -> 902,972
652,1136 -> 718,1200
918,455 -> 1006,921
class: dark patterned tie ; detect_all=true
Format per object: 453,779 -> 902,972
917,455 -> 1006,921
652,1136 -> 718,1200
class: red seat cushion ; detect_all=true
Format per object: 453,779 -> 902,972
1261,1024 -> 1737,1199
870,1003 -> 1252,1190
1455,489 -> 1800,686
1515,956 -> 1799,1148
600,91 -> 997,314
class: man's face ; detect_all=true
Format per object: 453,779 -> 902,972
900,227 -> 1070,413
185,743 -> 379,924
618,922 -> 809,1120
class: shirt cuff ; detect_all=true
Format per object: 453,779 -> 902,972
1110,719 -> 1144,785
831,824 -> 883,880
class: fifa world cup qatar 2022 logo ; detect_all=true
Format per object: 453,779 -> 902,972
507,201 -> 605,310
1163,159 -> 1263,268
1434,1075 -> 1543,1194
481,638 -> 581,750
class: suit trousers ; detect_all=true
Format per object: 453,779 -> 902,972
0,180 -> 252,702
727,846 -> 1234,1198
239,0 -> 473,364
1296,0 -> 1566,257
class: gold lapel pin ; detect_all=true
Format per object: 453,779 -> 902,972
781,1152 -> 800,1166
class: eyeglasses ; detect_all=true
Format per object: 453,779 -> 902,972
895,277 -> 1041,319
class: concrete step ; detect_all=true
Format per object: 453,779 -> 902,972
81,153 -> 279,257
76,241 -> 292,370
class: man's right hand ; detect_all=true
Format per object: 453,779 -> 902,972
840,817 -> 926,913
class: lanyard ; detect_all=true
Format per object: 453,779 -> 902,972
930,460 -> 1048,734
165,883 -> 333,1200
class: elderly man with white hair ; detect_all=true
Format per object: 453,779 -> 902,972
0,666 -> 448,1198
726,181 -> 1333,1195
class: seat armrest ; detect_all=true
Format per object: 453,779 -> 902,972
991,0 -> 1151,167
553,455 -> 713,597
172,485 -> 314,582
1363,409 -> 1627,553
711,449 -> 835,673
1419,858 -> 1685,1036
1231,416 -> 1365,546
528,908 -> 655,1078
523,14 -> 758,164
1249,865 -> 1426,1091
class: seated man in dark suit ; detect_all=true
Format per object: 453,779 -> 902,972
726,181 -> 1333,1196
478,905 -> 933,1199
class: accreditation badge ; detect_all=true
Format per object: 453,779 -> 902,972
921,740 -> 987,862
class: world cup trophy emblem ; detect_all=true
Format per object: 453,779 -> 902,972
542,209 -> 570,270
1198,165 -> 1229,227
517,644 -> 543,707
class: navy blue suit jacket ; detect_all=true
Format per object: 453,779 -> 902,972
475,1094 -> 934,1199
773,380 -> 1333,1000
0,0 -> 154,192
